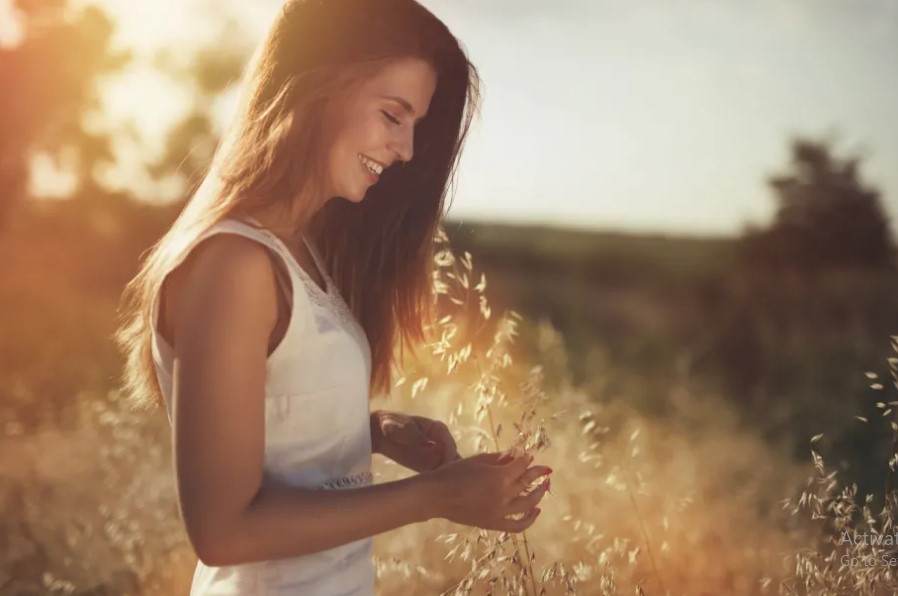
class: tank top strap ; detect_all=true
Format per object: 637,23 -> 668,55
242,217 -> 372,380
299,236 -> 330,292
149,217 -> 315,367
242,217 -> 334,299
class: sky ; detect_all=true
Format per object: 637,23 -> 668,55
14,0 -> 898,236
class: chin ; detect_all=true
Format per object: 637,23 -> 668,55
336,191 -> 365,204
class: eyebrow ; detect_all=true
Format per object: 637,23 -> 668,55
380,95 -> 427,123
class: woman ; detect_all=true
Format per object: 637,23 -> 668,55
115,0 -> 552,593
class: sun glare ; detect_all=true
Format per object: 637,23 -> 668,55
62,0 -> 220,200
79,0 -> 201,52
0,0 -> 23,47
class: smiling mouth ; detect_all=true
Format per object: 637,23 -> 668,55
360,160 -> 379,183
359,154 -> 384,176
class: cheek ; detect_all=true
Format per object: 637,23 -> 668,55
327,111 -> 384,169
331,126 -> 360,162
353,113 -> 388,150
326,130 -> 354,173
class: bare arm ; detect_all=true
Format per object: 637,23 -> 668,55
230,475 -> 438,564
167,235 -> 549,567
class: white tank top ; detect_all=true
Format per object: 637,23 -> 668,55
150,216 -> 376,595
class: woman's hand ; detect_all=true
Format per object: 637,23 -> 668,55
370,410 -> 460,472
422,451 -> 552,533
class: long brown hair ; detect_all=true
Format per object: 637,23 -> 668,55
114,0 -> 482,408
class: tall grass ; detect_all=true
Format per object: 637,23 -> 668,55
777,341 -> 898,595
370,230 -> 808,594
3,211 -> 898,594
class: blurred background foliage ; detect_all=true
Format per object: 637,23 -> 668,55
2,0 -> 897,593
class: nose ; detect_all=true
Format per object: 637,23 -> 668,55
389,124 -> 415,165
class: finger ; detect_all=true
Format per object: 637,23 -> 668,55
504,479 -> 549,515
470,450 -> 514,465
465,452 -> 495,464
502,452 -> 534,480
473,450 -> 527,467
431,422 -> 459,464
406,416 -> 447,452
398,423 -> 436,447
496,507 -> 541,533
494,450 -> 516,464
513,465 -> 553,493
380,413 -> 424,445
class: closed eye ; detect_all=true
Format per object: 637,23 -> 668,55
381,110 -> 401,125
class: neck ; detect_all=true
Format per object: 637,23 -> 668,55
249,190 -> 337,237
249,203 -> 308,249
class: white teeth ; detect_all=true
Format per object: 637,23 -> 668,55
359,154 -> 383,175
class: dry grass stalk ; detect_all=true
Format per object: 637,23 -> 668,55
385,227 -> 583,595
776,338 -> 898,595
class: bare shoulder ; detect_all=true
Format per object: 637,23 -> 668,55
163,233 -> 280,350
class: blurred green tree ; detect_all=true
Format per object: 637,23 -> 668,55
0,0 -> 130,225
741,136 -> 895,271
148,19 -> 250,190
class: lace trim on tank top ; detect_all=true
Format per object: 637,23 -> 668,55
243,218 -> 369,351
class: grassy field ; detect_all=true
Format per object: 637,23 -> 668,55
3,198 -> 898,594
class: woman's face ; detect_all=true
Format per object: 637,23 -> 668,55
323,56 -> 437,203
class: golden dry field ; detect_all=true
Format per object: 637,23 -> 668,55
4,201 -> 898,595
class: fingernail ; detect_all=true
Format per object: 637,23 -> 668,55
545,467 -> 554,476
424,440 -> 437,447
535,508 -> 542,517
